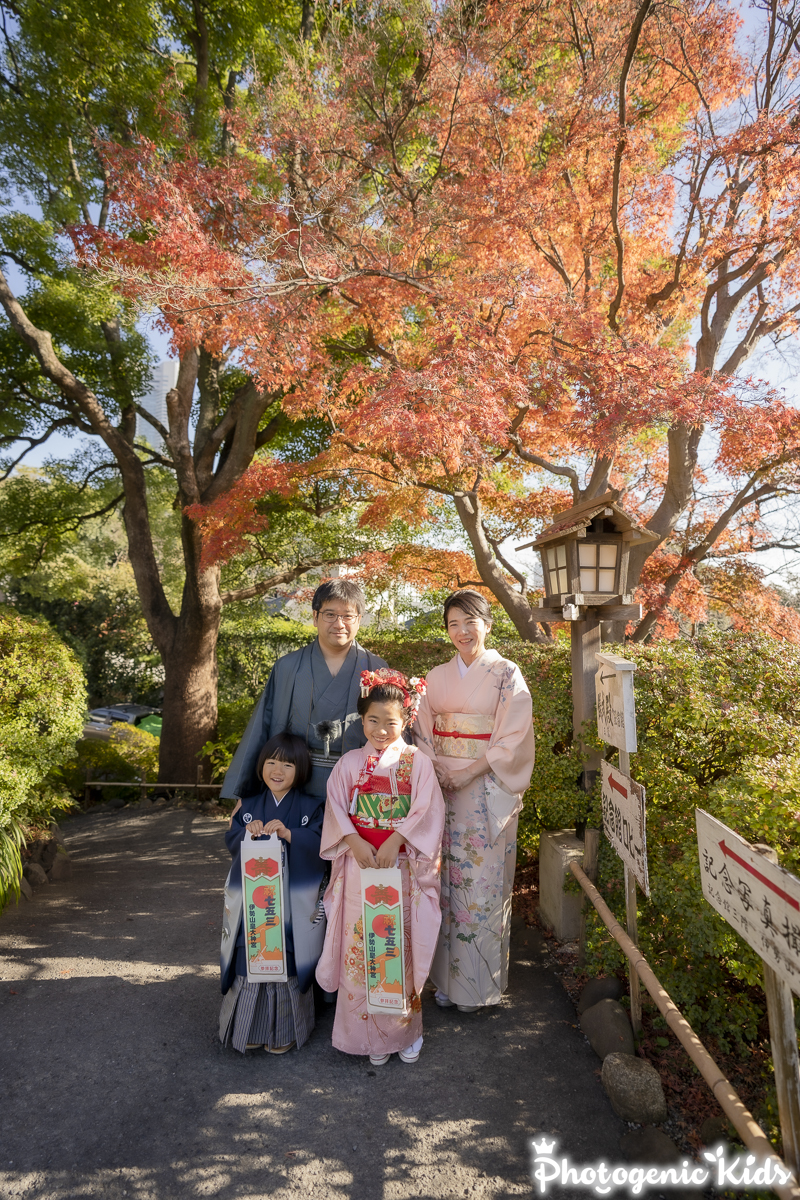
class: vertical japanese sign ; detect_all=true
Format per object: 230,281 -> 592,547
696,809 -> 800,996
241,831 -> 288,983
361,867 -> 407,1015
600,761 -> 650,897
595,653 -> 637,753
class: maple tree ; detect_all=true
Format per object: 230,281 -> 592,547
88,0 -> 800,644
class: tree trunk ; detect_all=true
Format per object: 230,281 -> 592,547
159,595 -> 220,783
156,477 -> 223,782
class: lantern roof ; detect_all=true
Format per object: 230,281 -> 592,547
517,490 -> 659,551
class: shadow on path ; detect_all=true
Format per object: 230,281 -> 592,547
0,810 -> 625,1199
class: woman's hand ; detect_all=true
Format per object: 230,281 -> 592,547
375,832 -> 404,869
436,755 -> 490,792
228,798 -> 242,827
344,833 -> 378,869
433,761 -> 459,791
263,819 -> 291,842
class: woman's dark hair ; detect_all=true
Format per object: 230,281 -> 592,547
357,683 -> 412,721
312,578 -> 366,616
442,588 -> 493,628
256,733 -> 311,789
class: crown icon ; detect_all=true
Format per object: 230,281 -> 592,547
532,1137 -> 557,1155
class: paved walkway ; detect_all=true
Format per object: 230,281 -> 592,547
0,808 -> 625,1200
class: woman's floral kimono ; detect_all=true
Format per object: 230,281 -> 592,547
414,650 -> 535,1008
316,738 -> 444,1055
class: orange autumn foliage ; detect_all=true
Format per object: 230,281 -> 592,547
79,0 -> 800,642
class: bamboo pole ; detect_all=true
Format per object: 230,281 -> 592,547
618,744 -> 642,1034
570,859 -> 800,1200
578,827 -> 600,966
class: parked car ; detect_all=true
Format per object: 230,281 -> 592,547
83,704 -> 162,741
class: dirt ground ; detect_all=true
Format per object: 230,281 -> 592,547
0,806 -> 627,1200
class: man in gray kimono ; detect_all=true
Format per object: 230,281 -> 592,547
221,579 -> 388,807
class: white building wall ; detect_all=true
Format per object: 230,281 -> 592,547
136,360 -> 179,448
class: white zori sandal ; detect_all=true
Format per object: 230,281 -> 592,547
369,1052 -> 391,1066
398,1035 -> 424,1064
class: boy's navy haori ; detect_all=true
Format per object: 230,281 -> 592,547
220,786 -> 327,996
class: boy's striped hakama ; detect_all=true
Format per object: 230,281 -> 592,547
219,975 -> 315,1053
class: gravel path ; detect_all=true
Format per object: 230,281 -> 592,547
0,808 -> 625,1199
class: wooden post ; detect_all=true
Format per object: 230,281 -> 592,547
140,773 -> 147,804
754,845 -> 800,1179
571,612 -> 602,794
619,745 -> 642,1034
84,767 -> 92,807
579,827 -> 600,965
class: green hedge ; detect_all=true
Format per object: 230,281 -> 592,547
582,630 -> 800,1047
0,607 -> 85,904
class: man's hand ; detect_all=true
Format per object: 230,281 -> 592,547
263,819 -> 291,842
344,833 -> 377,869
375,832 -> 404,869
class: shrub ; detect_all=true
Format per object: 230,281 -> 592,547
582,629 -> 800,1047
0,607 -> 85,904
201,698 -> 262,786
58,723 -> 161,799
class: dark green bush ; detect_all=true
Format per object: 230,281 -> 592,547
0,607 -> 85,903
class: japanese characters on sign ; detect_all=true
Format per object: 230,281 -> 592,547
696,809 -> 800,997
241,831 -> 288,983
600,760 -> 650,897
595,653 -> 637,753
361,866 -> 407,1015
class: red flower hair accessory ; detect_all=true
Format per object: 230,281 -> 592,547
359,668 -> 426,723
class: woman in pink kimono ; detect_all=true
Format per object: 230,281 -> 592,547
316,669 -> 445,1065
415,590 -> 535,1012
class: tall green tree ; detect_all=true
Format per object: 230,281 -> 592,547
0,0 -> 343,781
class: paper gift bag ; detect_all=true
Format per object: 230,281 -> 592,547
241,831 -> 288,983
360,866 -> 407,1015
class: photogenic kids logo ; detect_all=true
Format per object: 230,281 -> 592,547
529,1138 -> 795,1195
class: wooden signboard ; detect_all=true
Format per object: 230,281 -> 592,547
696,809 -> 800,1177
601,760 -> 650,897
696,809 -> 800,997
241,831 -> 288,983
361,867 -> 407,1015
595,653 -> 637,753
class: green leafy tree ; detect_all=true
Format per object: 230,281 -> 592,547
0,464 -> 179,704
0,0 -> 353,782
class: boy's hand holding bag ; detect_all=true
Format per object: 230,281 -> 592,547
240,829 -> 288,982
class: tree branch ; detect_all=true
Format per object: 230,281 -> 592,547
509,435 -> 581,501
608,0 -> 654,332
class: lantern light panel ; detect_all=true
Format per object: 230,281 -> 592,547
578,542 -> 618,594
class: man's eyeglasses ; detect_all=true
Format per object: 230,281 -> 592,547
318,610 -> 360,626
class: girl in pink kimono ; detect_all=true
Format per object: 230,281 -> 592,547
414,590 -> 535,1013
316,669 -> 445,1066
